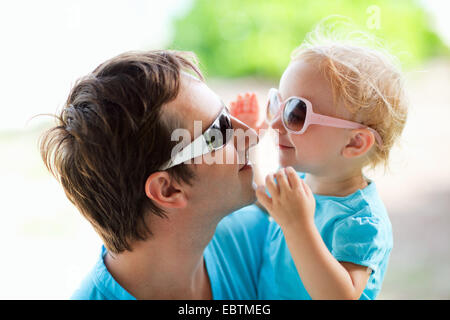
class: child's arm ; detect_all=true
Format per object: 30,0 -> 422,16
256,167 -> 371,300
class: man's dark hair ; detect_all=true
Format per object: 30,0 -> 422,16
40,50 -> 203,254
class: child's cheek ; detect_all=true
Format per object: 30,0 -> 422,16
290,127 -> 340,167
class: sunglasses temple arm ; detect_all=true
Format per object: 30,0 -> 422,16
161,135 -> 209,170
310,113 -> 383,146
368,128 -> 384,147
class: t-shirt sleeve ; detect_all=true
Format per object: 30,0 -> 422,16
330,209 -> 392,274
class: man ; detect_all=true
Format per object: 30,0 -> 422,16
40,50 -> 268,299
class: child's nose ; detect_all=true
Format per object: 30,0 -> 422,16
271,115 -> 287,135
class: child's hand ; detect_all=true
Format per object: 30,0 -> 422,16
230,92 -> 266,131
256,167 -> 316,231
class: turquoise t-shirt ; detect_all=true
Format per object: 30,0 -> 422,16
71,205 -> 269,300
258,173 -> 393,300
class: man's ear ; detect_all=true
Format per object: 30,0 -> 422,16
144,172 -> 188,209
342,129 -> 375,159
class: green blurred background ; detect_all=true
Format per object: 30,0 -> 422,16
171,0 -> 447,78
0,0 -> 449,299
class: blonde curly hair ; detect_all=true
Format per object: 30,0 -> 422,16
291,20 -> 408,170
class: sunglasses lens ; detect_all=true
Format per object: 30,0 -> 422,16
219,112 -> 232,146
205,111 -> 233,149
283,98 -> 306,131
266,91 -> 280,121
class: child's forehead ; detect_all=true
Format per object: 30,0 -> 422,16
279,59 -> 338,116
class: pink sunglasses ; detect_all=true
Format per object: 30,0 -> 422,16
266,88 -> 383,146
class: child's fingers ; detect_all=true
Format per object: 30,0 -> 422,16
256,186 -> 272,211
250,93 -> 258,113
230,101 -> 237,114
265,174 -> 279,198
275,168 -> 290,193
244,92 -> 250,111
237,94 -> 243,109
285,166 -> 301,190
301,179 -> 313,198
299,179 -> 310,198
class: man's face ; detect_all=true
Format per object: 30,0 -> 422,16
162,74 -> 258,221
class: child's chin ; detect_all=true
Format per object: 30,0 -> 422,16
279,156 -> 298,169
279,157 -> 305,172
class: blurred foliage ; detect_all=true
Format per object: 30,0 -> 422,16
171,0 -> 448,78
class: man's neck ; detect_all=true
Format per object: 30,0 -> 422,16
304,170 -> 368,197
104,217 -> 216,300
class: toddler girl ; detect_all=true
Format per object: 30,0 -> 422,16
230,29 -> 408,299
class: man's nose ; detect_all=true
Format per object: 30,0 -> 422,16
230,116 -> 259,151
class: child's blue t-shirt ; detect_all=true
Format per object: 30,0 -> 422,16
257,173 -> 393,300
71,205 -> 269,300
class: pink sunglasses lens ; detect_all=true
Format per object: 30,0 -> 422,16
283,98 -> 307,132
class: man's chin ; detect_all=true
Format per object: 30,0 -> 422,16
228,181 -> 257,213
242,181 -> 258,206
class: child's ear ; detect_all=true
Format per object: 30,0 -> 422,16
342,129 -> 375,159
144,172 -> 188,210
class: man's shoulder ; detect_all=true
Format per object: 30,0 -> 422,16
70,246 -> 136,300
70,262 -> 108,300
71,280 -> 106,300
